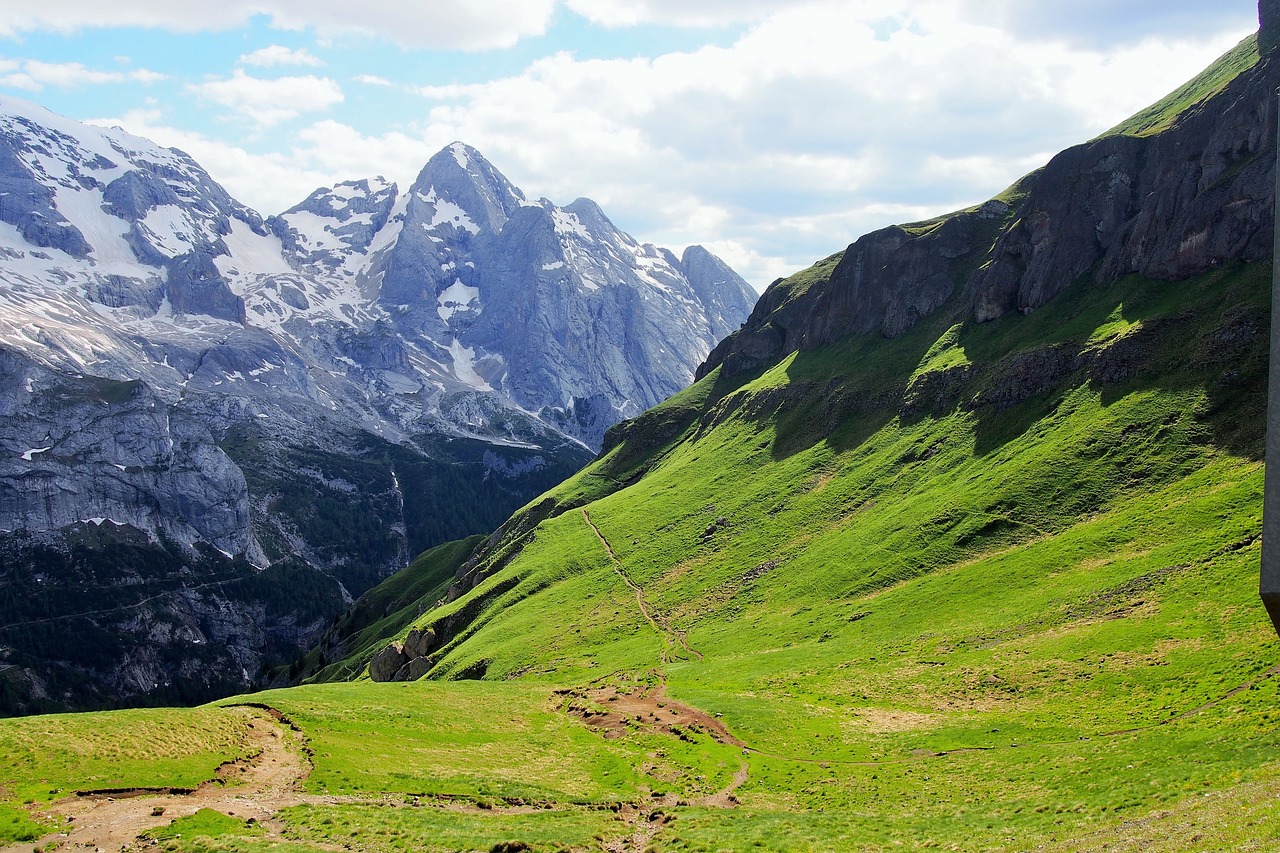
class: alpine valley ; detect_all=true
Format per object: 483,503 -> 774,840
2,6 -> 1280,853
0,97 -> 756,714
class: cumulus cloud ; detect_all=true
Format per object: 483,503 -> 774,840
562,0 -> 780,28
396,0 -> 1253,286
65,0 -> 1263,289
0,58 -> 164,91
86,108 -> 436,217
0,0 -> 555,50
87,107 -> 344,214
239,45 -> 323,67
190,70 -> 343,126
568,0 -> 1254,42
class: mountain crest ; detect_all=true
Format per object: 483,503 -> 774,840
701,33 -> 1273,380
408,142 -> 527,237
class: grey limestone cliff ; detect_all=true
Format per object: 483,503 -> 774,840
0,97 -> 754,713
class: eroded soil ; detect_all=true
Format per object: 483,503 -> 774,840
2,706 -> 311,853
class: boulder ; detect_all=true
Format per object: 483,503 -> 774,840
394,656 -> 433,682
369,642 -> 407,682
404,627 -> 435,659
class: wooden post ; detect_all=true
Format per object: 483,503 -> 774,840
1261,86 -> 1280,635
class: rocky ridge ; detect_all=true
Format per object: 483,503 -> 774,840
700,32 -> 1274,380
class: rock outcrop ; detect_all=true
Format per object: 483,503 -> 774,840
369,643 -> 408,682
701,33 -> 1275,380
368,627 -> 437,682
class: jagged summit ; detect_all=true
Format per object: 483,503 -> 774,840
263,141 -> 760,447
0,103 -> 755,711
410,142 -> 528,234
0,100 -> 755,448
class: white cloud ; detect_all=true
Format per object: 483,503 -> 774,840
696,239 -> 795,292
86,109 -> 431,217
239,45 -> 323,67
190,70 -> 343,126
67,0 -> 1264,290
563,0 -> 780,28
956,0 -> 1258,49
0,0 -> 555,50
0,58 -> 164,91
293,120 -> 433,184
395,0 -> 1254,286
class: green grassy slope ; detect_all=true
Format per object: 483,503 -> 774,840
406,257 -> 1267,681
3,260 -> 1272,852
283,534 -> 486,684
1103,34 -> 1260,138
240,258 -> 1269,849
1,34 -> 1276,853
234,680 -> 739,804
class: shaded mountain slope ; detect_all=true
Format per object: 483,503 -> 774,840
0,99 -> 752,714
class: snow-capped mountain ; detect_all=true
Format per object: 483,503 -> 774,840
0,95 -> 756,713
264,142 -> 755,445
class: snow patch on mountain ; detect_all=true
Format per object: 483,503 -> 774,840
437,280 -> 481,322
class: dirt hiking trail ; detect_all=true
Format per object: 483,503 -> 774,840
2,706 -> 313,853
582,508 -> 702,663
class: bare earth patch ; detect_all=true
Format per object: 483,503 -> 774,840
561,681 -> 743,749
1,706 -> 314,853
844,707 -> 943,733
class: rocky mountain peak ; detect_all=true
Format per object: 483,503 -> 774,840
0,101 -> 757,713
270,176 -> 400,270
560,197 -> 612,231
680,245 -> 759,341
407,142 -> 527,237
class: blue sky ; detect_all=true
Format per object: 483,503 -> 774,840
0,0 -> 1260,289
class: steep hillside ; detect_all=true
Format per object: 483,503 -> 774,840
271,28 -> 1275,848
1,20 -> 1277,853
343,30 -> 1276,687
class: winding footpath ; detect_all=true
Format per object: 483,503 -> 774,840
581,508 -> 748,850
582,508 -> 702,663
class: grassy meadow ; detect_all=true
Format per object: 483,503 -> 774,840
0,253 -> 1273,851
1,36 -> 1276,842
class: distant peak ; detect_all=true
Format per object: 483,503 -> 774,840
411,143 -> 526,215
427,141 -> 488,172
448,141 -> 476,170
563,197 -> 612,229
